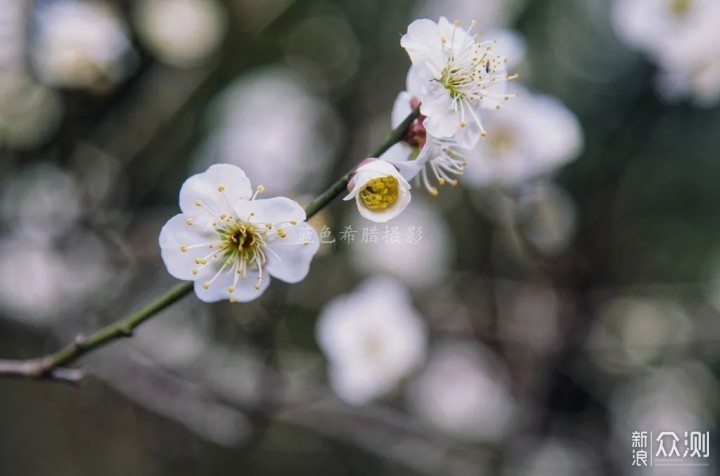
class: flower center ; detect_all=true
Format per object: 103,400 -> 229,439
434,20 -> 517,133
359,176 -> 399,210
669,0 -> 692,17
487,128 -> 515,156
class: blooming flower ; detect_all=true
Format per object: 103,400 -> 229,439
316,277 -> 427,405
461,86 -> 583,188
159,164 -> 320,303
382,69 -> 469,196
31,0 -> 135,91
400,17 -> 517,148
344,159 -> 412,223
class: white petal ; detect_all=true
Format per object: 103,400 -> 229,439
406,66 -> 425,97
391,91 -> 414,129
193,267 -> 270,303
266,223 -> 320,283
179,164 -> 252,215
159,214 -> 218,280
400,19 -> 446,78
423,105 -> 458,139
232,197 -> 306,225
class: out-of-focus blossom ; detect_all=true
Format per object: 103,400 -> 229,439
348,198 -> 453,289
516,182 -> 578,255
31,0 -> 135,91
0,163 -> 81,242
401,17 -> 516,147
588,297 -> 691,373
462,86 -> 583,188
612,0 -> 720,106
194,67 -> 342,196
159,164 -> 320,303
316,277 -> 427,405
133,0 -> 227,68
0,234 -> 111,325
0,163 -> 114,324
344,159 -> 412,223
0,76 -> 62,149
414,0 -> 526,30
409,341 -> 514,442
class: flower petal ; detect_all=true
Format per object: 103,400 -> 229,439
193,267 -> 271,303
391,91 -> 414,129
266,223 -> 320,283
232,197 -> 306,225
159,214 -> 218,281
400,19 -> 446,79
179,164 -> 252,215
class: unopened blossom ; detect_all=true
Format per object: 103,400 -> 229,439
159,164 -> 320,303
344,159 -> 411,223
316,277 -> 427,405
32,0 -> 135,90
382,68 -> 468,196
462,86 -> 583,188
401,17 -> 517,148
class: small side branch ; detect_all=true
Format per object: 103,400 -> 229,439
0,282 -> 193,384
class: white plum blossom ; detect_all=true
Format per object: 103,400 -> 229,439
159,164 -> 320,303
316,277 -> 428,405
462,86 -> 583,188
382,68 -> 468,196
32,0 -> 135,90
612,0 -> 720,106
344,159 -> 412,223
401,17 -> 517,148
409,341 -> 514,442
133,0 -> 227,68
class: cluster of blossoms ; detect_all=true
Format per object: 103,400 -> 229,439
346,17 -> 519,222
160,16 -> 580,307
612,0 -> 720,106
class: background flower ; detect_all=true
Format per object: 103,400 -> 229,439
316,277 -> 427,405
31,0 -> 136,91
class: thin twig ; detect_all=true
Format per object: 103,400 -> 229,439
0,106 -> 422,384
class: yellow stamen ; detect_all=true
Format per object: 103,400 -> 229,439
359,176 -> 400,210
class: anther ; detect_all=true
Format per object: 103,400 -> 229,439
195,200 -> 202,206
202,282 -> 210,289
186,219 -> 193,226
180,245 -> 188,252
217,185 -> 225,192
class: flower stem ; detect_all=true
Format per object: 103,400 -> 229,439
0,105 -> 422,384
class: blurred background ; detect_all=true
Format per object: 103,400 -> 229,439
1,0 -> 720,474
